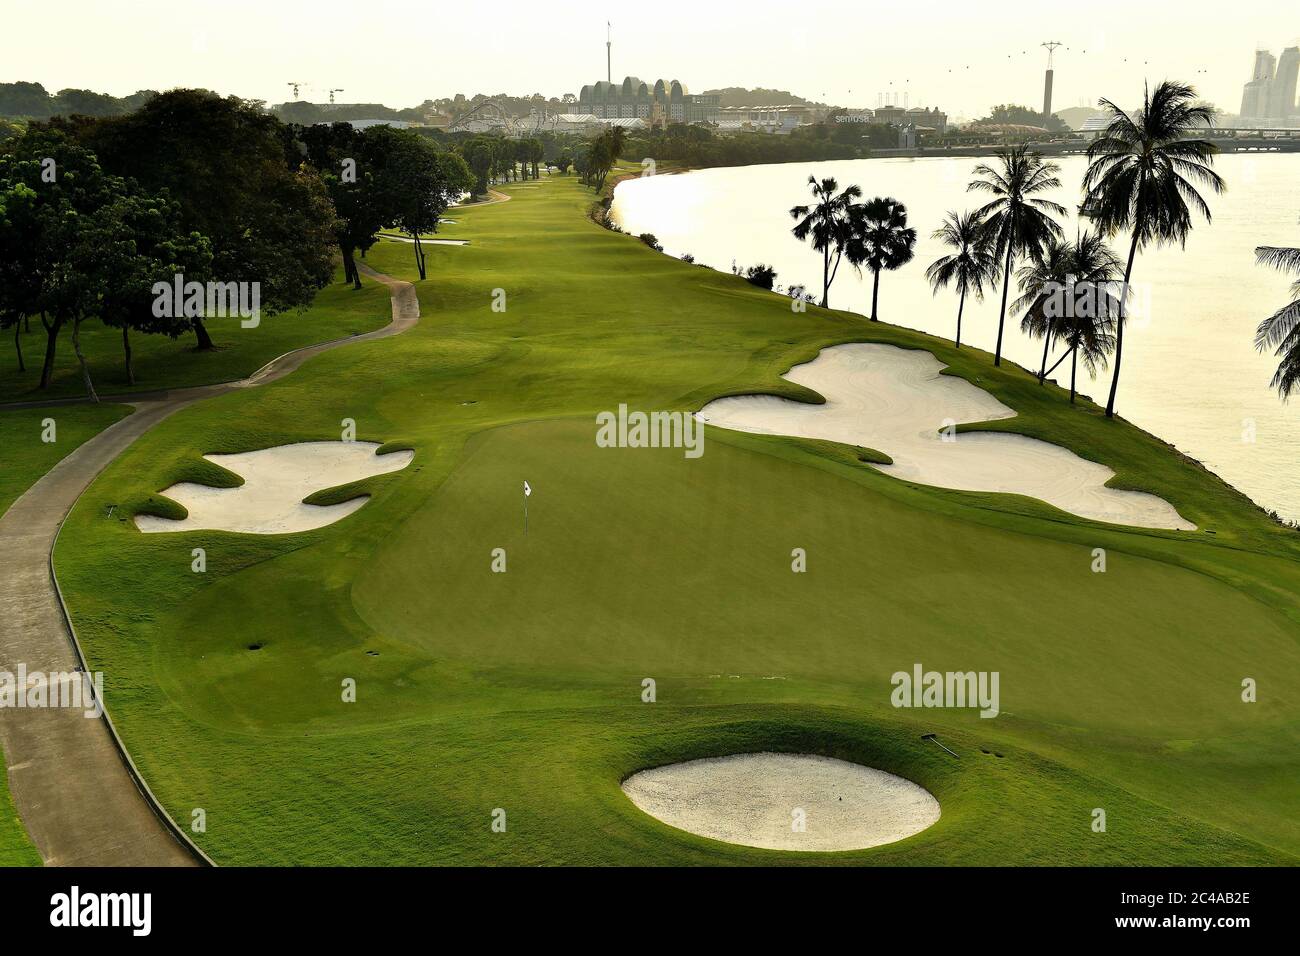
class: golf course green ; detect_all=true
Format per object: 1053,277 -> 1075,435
31,169 -> 1300,865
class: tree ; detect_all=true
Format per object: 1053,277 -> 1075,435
926,210 -> 996,348
1014,232 -> 1123,392
0,180 -> 42,371
370,128 -> 466,281
1252,245 -> 1300,400
93,191 -> 211,384
968,145 -> 1065,366
79,89 -> 336,349
846,197 -> 916,321
300,122 -> 388,289
789,176 -> 862,309
1013,236 -> 1075,382
1082,80 -> 1223,417
0,130 -> 113,391
459,137 -> 494,196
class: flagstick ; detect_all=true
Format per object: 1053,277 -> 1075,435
524,493 -> 528,536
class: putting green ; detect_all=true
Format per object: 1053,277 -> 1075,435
48,172 -> 1300,865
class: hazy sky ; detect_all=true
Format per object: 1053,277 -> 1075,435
7,0 -> 1299,117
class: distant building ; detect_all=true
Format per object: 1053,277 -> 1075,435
1239,46 -> 1299,123
835,108 -> 875,123
716,104 -> 812,133
576,77 -> 720,125
1268,47 -> 1300,120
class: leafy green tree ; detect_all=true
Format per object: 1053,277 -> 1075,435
1082,81 -> 1223,417
79,89 -> 336,349
968,145 -> 1065,366
789,175 -> 861,309
926,210 -> 997,348
370,128 -> 464,280
459,137 -> 494,196
300,122 -> 389,289
847,197 -> 916,321
93,192 -> 212,384
1252,245 -> 1300,400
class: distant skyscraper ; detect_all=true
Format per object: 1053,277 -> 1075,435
1253,48 -> 1278,81
1267,46 -> 1300,119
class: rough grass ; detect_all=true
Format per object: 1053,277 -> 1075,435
49,172 -> 1300,865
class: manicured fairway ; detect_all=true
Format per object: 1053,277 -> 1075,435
49,171 -> 1300,865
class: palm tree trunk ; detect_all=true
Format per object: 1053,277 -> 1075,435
870,269 -> 881,321
821,245 -> 830,309
955,287 -> 966,348
1070,347 -> 1078,403
994,241 -> 1014,367
1105,230 -> 1142,418
1038,331 -> 1052,383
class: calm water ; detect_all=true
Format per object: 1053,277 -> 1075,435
612,155 -> 1300,523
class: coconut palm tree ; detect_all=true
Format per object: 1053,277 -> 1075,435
846,197 -> 917,321
1253,244 -> 1300,400
1082,80 -> 1223,417
968,145 -> 1066,366
790,176 -> 862,309
926,210 -> 996,348
1033,231 -> 1124,401
1013,237 -> 1075,383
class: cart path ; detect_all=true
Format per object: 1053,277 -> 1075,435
0,263 -> 418,865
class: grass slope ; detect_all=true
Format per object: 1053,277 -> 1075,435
52,171 -> 1300,865
0,273 -> 391,402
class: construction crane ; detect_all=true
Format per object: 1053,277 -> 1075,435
287,81 -> 308,100
328,88 -> 345,104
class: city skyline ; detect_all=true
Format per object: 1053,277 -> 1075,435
5,0 -> 1298,118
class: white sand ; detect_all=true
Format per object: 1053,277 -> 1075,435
135,441 -> 413,535
622,753 -> 940,852
697,344 -> 1194,530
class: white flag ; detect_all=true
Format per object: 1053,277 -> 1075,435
523,480 -> 532,497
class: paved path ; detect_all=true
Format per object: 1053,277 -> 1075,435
0,264 -> 418,865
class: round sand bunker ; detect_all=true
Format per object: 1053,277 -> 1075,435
622,752 -> 939,851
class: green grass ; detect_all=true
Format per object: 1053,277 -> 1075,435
50,173 -> 1300,865
0,404 -> 133,518
0,273 -> 391,402
0,751 -> 40,866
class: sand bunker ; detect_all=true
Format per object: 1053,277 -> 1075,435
697,344 -> 1194,530
622,753 -> 939,851
135,441 -> 413,535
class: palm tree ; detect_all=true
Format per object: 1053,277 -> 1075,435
790,176 -> 861,308
1082,80 -> 1223,417
926,210 -> 996,348
1013,237 -> 1075,383
847,197 -> 917,321
968,145 -> 1066,366
1034,231 -> 1124,401
1253,244 -> 1300,400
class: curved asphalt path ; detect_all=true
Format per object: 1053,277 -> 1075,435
0,263 -> 418,865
